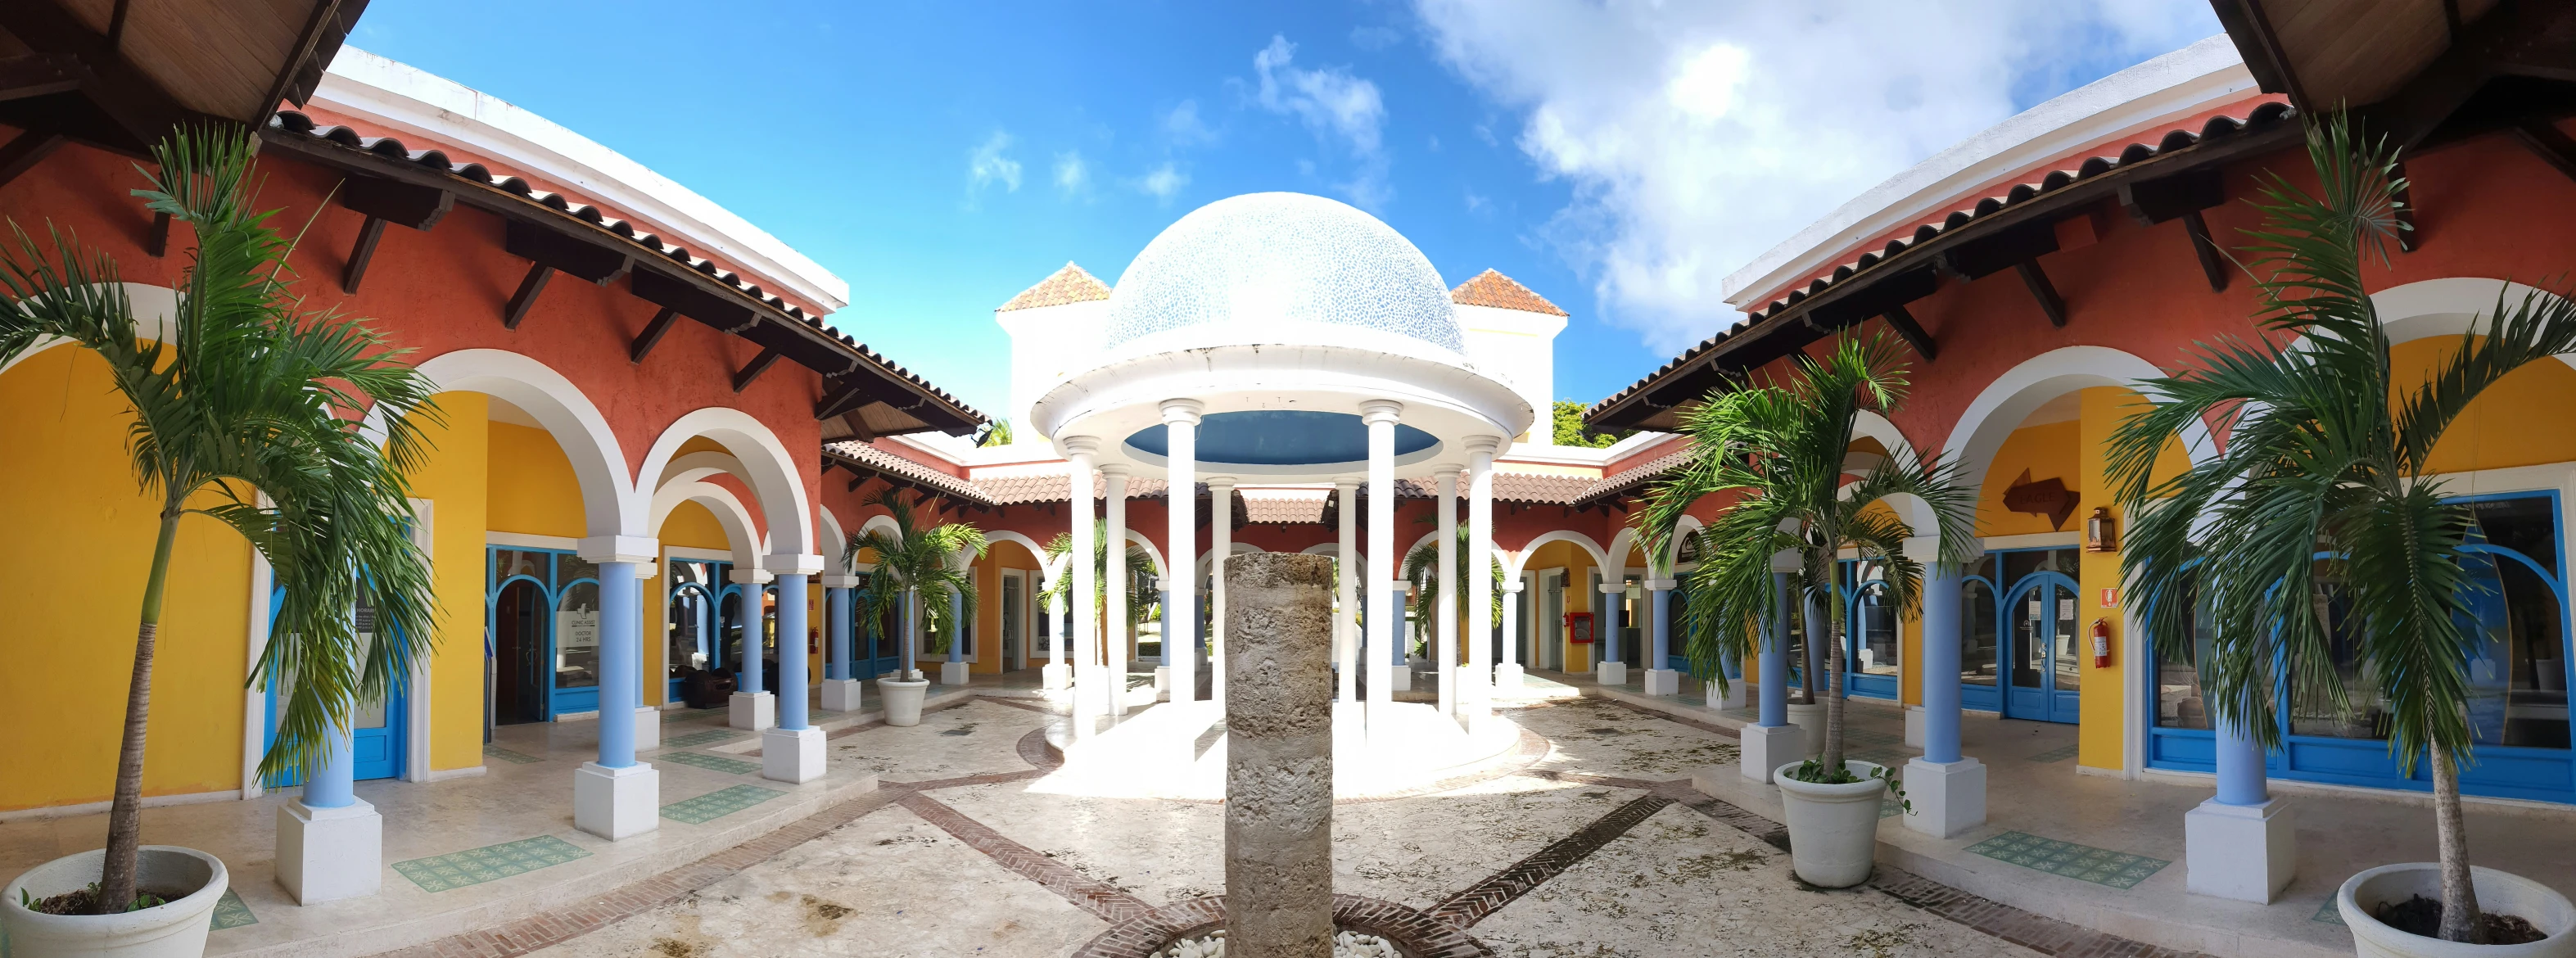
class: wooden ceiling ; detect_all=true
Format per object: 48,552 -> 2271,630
0,0 -> 363,153
2216,0 -> 2576,148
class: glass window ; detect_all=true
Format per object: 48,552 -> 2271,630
353,593 -> 386,730
2053,584 -> 2081,692
494,548 -> 548,584
2156,582 -> 2213,730
1853,570 -> 1897,677
2289,566 -> 2387,739
555,581 -> 601,690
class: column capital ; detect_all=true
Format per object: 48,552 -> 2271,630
728,569 -> 773,585
1358,399 -> 1403,424
1599,581 -> 1627,594
579,535 -> 659,565
1333,476 -> 1361,491
1502,581 -> 1525,594
1062,435 -> 1101,457
1902,535 -> 1941,562
820,574 -> 864,589
1463,434 -> 1504,457
1645,578 -> 1679,590
1159,398 -> 1206,424
1770,549 -> 1803,572
1431,464 -> 1462,481
1099,462 -> 1132,479
766,553 -> 827,576
1205,476 -> 1237,491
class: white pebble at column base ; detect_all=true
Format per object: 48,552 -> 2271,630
1595,661 -> 1627,687
727,691 -> 775,731
1733,723 -> 1805,783
1040,662 -> 1070,690
572,761 -> 659,840
1491,662 -> 1524,696
1147,930 -> 1401,958
938,660 -> 971,686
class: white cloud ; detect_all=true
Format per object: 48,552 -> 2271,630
1411,0 -> 2220,354
1251,34 -> 1392,207
967,131 -> 1021,197
1350,25 -> 1403,52
1132,162 -> 1188,203
1162,99 -> 1218,146
1054,151 -> 1089,193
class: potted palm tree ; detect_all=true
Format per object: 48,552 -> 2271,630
847,490 -> 985,725
1639,332 -> 1973,888
2110,116 -> 2576,954
0,128 -> 440,956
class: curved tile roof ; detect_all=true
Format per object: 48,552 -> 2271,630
1450,269 -> 1569,316
998,262 -> 1114,312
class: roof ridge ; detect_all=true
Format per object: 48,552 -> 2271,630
998,261 -> 1114,312
1449,268 -> 1569,316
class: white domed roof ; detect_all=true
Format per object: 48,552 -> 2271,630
1101,192 -> 1465,355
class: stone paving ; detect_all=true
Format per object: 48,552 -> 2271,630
505,687 -> 2167,958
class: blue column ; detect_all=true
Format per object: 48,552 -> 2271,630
1650,585 -> 1673,672
775,573 -> 810,730
595,560 -> 641,768
1760,572 -> 1789,728
304,710 -> 357,808
1602,580 -> 1624,664
1921,562 -> 1963,765
825,586 -> 851,681
902,588 -> 919,676
2214,696 -> 2271,806
737,579 -> 765,694
948,589 -> 965,663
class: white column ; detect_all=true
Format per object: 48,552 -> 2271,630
1496,578 -> 1525,692
1207,476 -> 1236,710
1465,436 -> 1498,727
1335,477 -> 1360,705
1103,464 -> 1131,713
1065,437 -> 1100,717
1361,400 -> 1401,728
1433,466 -> 1461,720
726,567 -> 775,731
1162,399 -> 1204,705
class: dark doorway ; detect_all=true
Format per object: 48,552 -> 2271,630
492,578 -> 549,725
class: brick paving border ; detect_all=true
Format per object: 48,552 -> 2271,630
1070,895 -> 1497,958
897,791 -> 1155,924
1426,793 -> 1674,929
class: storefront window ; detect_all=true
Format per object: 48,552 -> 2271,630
1852,572 -> 1897,677
2154,581 -> 2212,730
2464,496 -> 2569,750
2289,567 -> 2388,739
555,580 -> 601,690
1962,554 -> 1999,689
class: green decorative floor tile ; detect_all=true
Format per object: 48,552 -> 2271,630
2314,897 -> 2347,925
1965,831 -> 2169,889
662,729 -> 743,749
662,707 -> 726,724
1878,797 -> 1905,819
481,745 -> 543,765
2027,743 -> 2082,763
393,835 -> 591,892
659,751 -> 760,775
660,784 -> 788,824
210,888 -> 257,929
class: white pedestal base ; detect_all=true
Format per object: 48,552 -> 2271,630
1391,664 -> 1413,693
820,677 -> 863,712
275,798 -> 382,904
634,706 -> 661,752
1153,666 -> 1171,702
1711,674 -> 1747,711
1901,757 -> 1987,838
761,727 -> 826,784
1643,668 -> 1682,696
728,691 -> 775,731
1041,662 -> 1071,690
1786,702 -> 1824,757
573,761 -> 660,840
2185,797 -> 2297,903
1904,706 -> 1926,749
938,660 -> 971,687
1738,723 -> 1805,783
1595,661 -> 1627,687
1491,662 -> 1524,694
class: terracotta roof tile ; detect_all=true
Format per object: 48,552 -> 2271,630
1240,489 -> 1331,524
1449,269 -> 1567,317
998,262 -> 1114,312
825,441 -> 992,504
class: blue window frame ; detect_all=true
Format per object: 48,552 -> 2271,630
2146,490 -> 2576,803
1837,559 -> 1901,701
666,558 -> 730,699
261,587 -> 407,788
484,545 -> 603,721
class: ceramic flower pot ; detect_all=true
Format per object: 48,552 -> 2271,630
877,677 -> 930,727
1,846 -> 228,958
1774,759 -> 1887,888
2339,863 -> 2576,958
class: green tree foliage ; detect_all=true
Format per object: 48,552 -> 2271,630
1552,399 -> 1625,448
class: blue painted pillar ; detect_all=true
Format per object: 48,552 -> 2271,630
2214,694 -> 2271,806
824,586 -> 851,682
902,588 -> 919,677
736,579 -> 765,694
1602,579 -> 1624,665
948,589 -> 965,663
1760,572 -> 1790,728
594,560 -> 642,768
775,573 -> 810,730
1920,562 -> 1964,765
1650,585 -> 1673,671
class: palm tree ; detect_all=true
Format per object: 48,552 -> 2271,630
0,127 -> 441,913
1402,517 -> 1504,659
845,489 -> 987,680
1037,518 -> 1159,631
2108,115 -> 2576,944
1638,332 -> 1975,778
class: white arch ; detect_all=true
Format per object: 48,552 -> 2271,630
0,283 -> 179,379
1662,514 -> 1706,572
1604,527 -> 1644,576
1940,346 -> 2219,507
1124,528 -> 1170,579
414,349 -> 637,539
658,450 -> 752,490
2366,278 -> 2575,365
635,408 -> 813,554
1193,541 -> 1267,576
985,530 -> 1053,569
819,507 -> 848,567
1850,409 -> 1918,463
1504,529 -> 1609,578
649,480 -> 762,568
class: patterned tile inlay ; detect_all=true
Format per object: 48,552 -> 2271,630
1966,831 -> 2170,889
657,751 -> 760,775
659,784 -> 787,824
210,888 -> 257,929
2026,743 -> 2082,763
393,835 -> 591,892
659,728 -> 743,749
481,744 -> 543,765
2314,897 -> 2348,925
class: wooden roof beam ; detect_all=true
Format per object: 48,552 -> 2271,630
0,130 -> 66,192
337,176 -> 452,293
1879,305 -> 1937,361
628,306 -> 680,364
2119,171 -> 2230,291
731,346 -> 783,393
2515,121 -> 2576,184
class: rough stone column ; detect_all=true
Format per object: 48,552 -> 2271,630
1223,552 -> 1335,957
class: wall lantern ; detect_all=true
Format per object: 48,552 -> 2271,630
2084,507 -> 2118,553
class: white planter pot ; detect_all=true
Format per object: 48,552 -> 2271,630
877,678 -> 930,727
1774,760 -> 1887,888
1785,703 -> 1824,757
2339,863 -> 2576,958
2,846 -> 228,958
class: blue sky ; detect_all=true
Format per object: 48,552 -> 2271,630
346,1 -> 2220,423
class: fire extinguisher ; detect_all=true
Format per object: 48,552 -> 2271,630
808,628 -> 820,655
2090,617 -> 2112,668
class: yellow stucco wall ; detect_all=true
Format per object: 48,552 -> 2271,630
1,346 -> 254,810
2395,337 -> 2576,473
1977,420 -> 2081,537
486,421 -> 587,539
1521,540 -> 1595,672
412,392 -> 490,772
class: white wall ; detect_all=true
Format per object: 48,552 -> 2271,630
1457,302 -> 1566,445
997,299 -> 1112,445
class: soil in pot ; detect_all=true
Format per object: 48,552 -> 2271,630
25,883 -> 180,915
2374,894 -> 2548,946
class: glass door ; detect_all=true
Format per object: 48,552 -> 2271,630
1841,561 -> 1900,700
2003,572 -> 2082,723
264,587 -> 406,787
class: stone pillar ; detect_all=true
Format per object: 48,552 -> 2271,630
728,568 -> 775,730
1335,478 -> 1360,705
2187,694 -> 2294,902
1496,579 -> 1525,692
1905,557 -> 1985,838
1066,437 -> 1100,715
766,556 -> 826,784
1222,552 -> 1335,956
1208,476 -> 1236,709
1596,578 -> 1627,687
1164,399 -> 1204,704
1464,436 -> 1498,728
1433,466 -> 1460,719
1644,579 -> 1681,695
820,577 -> 863,711
1361,400 -> 1401,728
277,597 -> 386,903
1104,464 -> 1131,712
1738,554 -> 1805,783
576,537 -> 662,841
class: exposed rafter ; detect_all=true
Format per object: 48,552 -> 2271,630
731,346 -> 783,393
2015,260 -> 2068,327
501,264 -> 552,330
628,307 -> 680,364
0,131 -> 65,191
1879,305 -> 1937,361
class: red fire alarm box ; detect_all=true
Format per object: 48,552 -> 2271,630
1566,612 -> 1595,644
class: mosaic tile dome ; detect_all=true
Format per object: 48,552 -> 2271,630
1101,192 -> 1465,354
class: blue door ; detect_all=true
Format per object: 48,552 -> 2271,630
1841,562 -> 1899,700
2003,572 -> 2082,723
856,576 -> 905,678
262,587 -> 406,788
